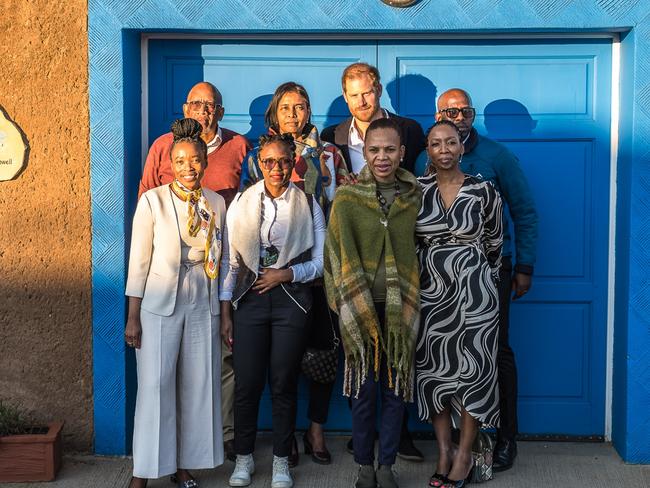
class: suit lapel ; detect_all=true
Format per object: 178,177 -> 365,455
335,118 -> 353,172
162,185 -> 183,268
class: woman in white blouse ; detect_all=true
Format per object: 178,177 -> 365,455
124,118 -> 229,488
221,133 -> 325,488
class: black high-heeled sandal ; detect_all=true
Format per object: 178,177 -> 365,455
429,472 -> 448,487
442,479 -> 465,488
127,477 -> 148,488
442,466 -> 473,487
169,472 -> 198,487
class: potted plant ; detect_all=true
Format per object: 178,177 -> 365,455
0,400 -> 63,482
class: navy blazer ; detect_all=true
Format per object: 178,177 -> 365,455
321,111 -> 425,174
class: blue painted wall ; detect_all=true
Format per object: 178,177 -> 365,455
88,0 -> 650,462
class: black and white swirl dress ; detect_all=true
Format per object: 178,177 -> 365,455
415,173 -> 503,427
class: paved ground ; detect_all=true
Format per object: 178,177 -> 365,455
3,436 -> 650,487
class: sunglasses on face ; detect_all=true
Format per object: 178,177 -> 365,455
259,157 -> 293,171
185,100 -> 221,113
439,107 -> 476,119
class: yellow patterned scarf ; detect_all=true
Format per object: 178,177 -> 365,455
170,180 -> 220,279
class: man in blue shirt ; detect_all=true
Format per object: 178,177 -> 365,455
436,88 -> 538,472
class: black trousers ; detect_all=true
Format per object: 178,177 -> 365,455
306,286 -> 339,424
233,285 -> 309,457
497,256 -> 518,440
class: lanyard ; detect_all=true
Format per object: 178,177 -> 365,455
260,192 -> 280,267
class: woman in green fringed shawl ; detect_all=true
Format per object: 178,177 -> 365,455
324,118 -> 422,488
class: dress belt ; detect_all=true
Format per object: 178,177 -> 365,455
419,236 -> 481,247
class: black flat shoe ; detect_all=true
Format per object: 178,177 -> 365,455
303,432 -> 332,465
288,434 -> 300,468
396,435 -> 424,462
346,437 -> 354,455
493,439 -> 517,472
224,439 -> 236,462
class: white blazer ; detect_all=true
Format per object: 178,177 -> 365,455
125,184 -> 228,316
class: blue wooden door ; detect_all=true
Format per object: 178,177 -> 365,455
378,39 -> 611,436
147,38 -> 611,435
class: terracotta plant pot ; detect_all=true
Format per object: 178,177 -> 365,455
0,421 -> 63,482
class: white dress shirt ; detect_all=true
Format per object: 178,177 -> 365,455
206,127 -> 223,155
221,183 -> 326,300
347,108 -> 390,174
258,189 -> 326,282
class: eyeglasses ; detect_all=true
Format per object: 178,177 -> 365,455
259,157 -> 293,170
438,107 -> 476,119
185,100 -> 221,113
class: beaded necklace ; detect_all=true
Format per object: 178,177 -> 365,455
376,179 -> 401,216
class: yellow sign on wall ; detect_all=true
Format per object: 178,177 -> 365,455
0,108 -> 28,181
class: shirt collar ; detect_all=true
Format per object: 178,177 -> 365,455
206,127 -> 223,152
463,127 -> 479,154
258,180 -> 295,202
349,108 -> 389,144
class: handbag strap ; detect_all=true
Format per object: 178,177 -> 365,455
324,304 -> 340,351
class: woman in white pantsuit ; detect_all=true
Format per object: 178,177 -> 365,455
124,118 -> 230,488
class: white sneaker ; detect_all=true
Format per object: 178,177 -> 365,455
271,455 -> 293,488
229,454 -> 255,487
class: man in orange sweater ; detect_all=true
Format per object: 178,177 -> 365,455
139,81 -> 250,206
138,81 -> 249,463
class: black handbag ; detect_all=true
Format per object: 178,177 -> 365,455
301,308 -> 339,384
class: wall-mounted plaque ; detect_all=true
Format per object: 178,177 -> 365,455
0,108 -> 28,181
381,0 -> 419,7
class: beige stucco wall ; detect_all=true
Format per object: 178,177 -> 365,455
0,0 -> 93,451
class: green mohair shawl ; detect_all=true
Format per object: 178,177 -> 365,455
324,166 -> 422,401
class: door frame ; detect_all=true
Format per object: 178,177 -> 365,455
138,32 -> 619,439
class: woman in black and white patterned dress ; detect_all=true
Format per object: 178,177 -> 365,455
415,120 -> 503,488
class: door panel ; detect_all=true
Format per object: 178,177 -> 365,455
146,38 -> 611,435
379,39 -> 611,435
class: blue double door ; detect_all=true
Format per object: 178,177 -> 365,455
147,38 -> 612,436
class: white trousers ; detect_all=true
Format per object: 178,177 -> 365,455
132,263 -> 223,478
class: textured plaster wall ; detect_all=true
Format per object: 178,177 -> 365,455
89,0 -> 650,462
0,0 -> 92,451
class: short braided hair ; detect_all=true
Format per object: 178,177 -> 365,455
425,120 -> 461,142
258,132 -> 296,155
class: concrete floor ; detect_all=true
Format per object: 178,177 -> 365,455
3,436 -> 650,488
